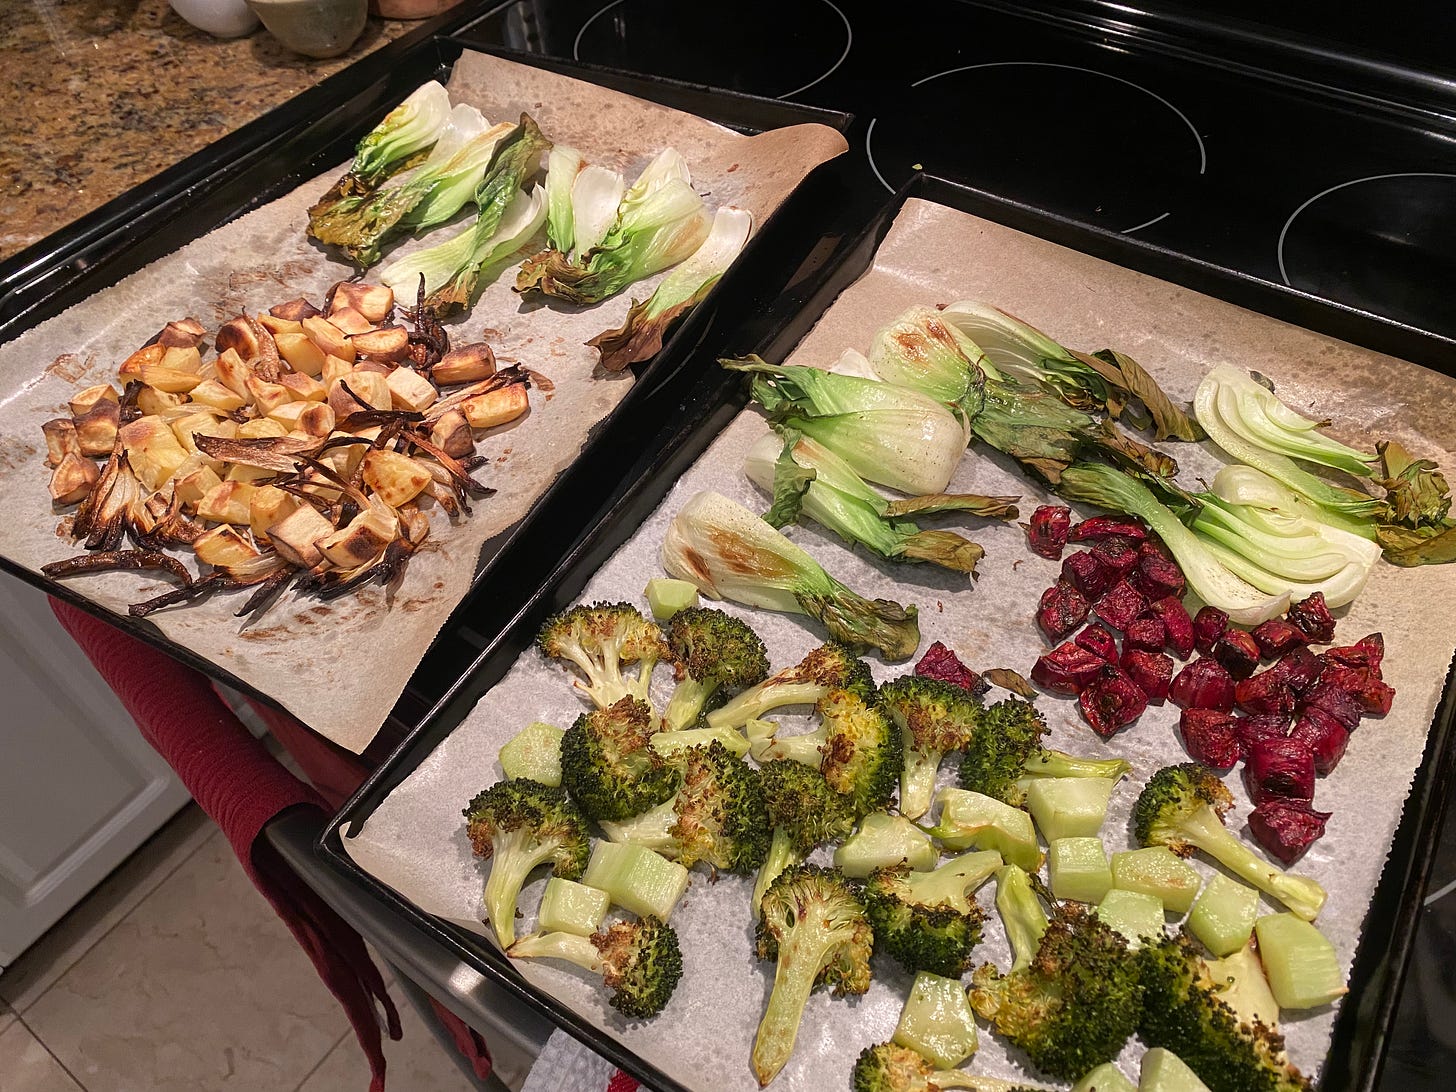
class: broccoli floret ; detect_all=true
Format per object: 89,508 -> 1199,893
463,778 -> 591,949
958,699 -> 1131,807
994,864 -> 1051,973
864,850 -> 1001,976
661,607 -> 770,731
598,741 -> 770,873
706,642 -> 872,730
559,697 -> 679,821
879,675 -> 982,820
1137,933 -> 1313,1092
753,864 -> 874,1086
508,916 -> 683,1019
754,759 -> 857,912
969,903 -> 1142,1079
851,1041 -> 1041,1092
1133,764 -> 1327,921
538,601 -> 668,709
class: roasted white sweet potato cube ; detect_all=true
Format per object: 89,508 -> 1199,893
326,307 -> 373,336
49,453 -> 99,504
72,398 -> 120,457
214,348 -> 253,398
351,325 -> 410,363
225,462 -> 277,484
269,401 -> 335,438
279,371 -> 327,402
246,375 -> 293,416
175,464 -> 223,510
69,384 -> 119,415
248,485 -> 301,540
321,354 -> 354,386
188,378 -> 246,412
303,316 -> 354,362
429,409 -> 474,459
258,314 -> 304,338
317,504 -> 398,568
275,331 -> 327,377
462,384 -> 529,429
118,343 -> 165,382
328,371 -> 391,416
156,318 -> 206,350
171,412 -> 237,457
159,345 -> 202,374
137,388 -> 186,415
297,467 -> 344,503
197,480 -> 257,525
269,297 -> 321,322
139,364 -> 204,393
215,316 -> 264,361
118,415 -> 190,490
387,367 -> 437,413
41,419 -> 80,467
362,450 -> 431,508
237,418 -> 288,440
268,504 -> 335,568
194,524 -> 260,568
329,281 -> 393,323
433,344 -> 496,385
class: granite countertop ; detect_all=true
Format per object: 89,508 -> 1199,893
0,0 -> 420,263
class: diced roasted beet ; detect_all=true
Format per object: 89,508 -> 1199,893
1031,642 -> 1109,696
1090,538 -> 1141,580
1027,505 -> 1072,560
1122,648 -> 1174,704
1093,580 -> 1150,633
1069,515 -> 1147,543
1235,714 -> 1292,760
1251,619 -> 1306,660
1061,550 -> 1112,599
1243,738 -> 1316,804
1150,596 -> 1195,660
914,640 -> 987,695
1301,679 -> 1362,731
1324,632 -> 1385,674
1234,670 -> 1296,718
1075,625 -> 1120,664
1321,665 -> 1396,716
1287,592 -> 1337,644
1289,708 -> 1351,776
1179,708 -> 1241,770
1124,615 -> 1167,654
1078,669 -> 1148,738
1213,631 -> 1262,680
1131,542 -> 1186,601
1169,658 -> 1236,712
1248,798 -> 1331,865
1266,646 -> 1324,695
1192,606 -> 1230,655
1037,580 -> 1089,643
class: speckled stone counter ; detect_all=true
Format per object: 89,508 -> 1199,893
0,0 -> 420,262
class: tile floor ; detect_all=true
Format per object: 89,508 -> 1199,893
0,805 -> 530,1092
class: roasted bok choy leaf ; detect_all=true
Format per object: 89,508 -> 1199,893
661,490 -> 921,659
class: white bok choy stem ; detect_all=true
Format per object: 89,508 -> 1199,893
543,145 -> 585,254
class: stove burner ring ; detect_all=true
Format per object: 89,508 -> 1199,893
1277,171 -> 1456,285
866,61 -> 1208,234
573,0 -> 853,100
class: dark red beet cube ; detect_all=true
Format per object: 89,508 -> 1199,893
1090,539 -> 1140,580
1234,671 -> 1297,717
1324,632 -> 1385,674
1289,708 -> 1351,776
1078,669 -> 1148,738
1027,505 -> 1072,560
1093,580 -> 1150,633
1031,642 -> 1108,696
1037,580 -> 1089,643
1287,592 -> 1337,644
1150,596 -> 1195,660
1243,738 -> 1316,804
1213,631 -> 1262,680
1236,714 -> 1292,760
1124,615 -> 1167,654
1251,619 -> 1306,660
1075,625 -> 1120,664
1070,515 -> 1146,543
1267,646 -> 1324,695
1131,542 -> 1186,601
1322,665 -> 1396,716
1248,798 -> 1331,865
1193,606 -> 1230,655
1301,679 -> 1362,731
914,641 -> 987,695
1062,550 -> 1112,599
1179,708 -> 1241,770
1169,658 -> 1236,712
1122,648 -> 1174,704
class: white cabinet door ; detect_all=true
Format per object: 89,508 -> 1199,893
0,576 -> 191,965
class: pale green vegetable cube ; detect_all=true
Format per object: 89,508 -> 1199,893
1096,888 -> 1165,947
1254,913 -> 1348,1009
927,788 -> 1042,871
1205,940 -> 1279,1029
1073,1062 -> 1137,1092
1048,837 -> 1113,904
498,721 -> 564,787
833,812 -> 937,878
537,877 -> 609,936
892,971 -> 979,1068
645,577 -> 699,620
1025,777 -> 1117,841
580,841 -> 690,921
1111,847 -> 1202,914
1139,1047 -> 1211,1091
1187,873 -> 1260,957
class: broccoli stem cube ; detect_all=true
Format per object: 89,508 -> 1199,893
924,788 -> 1043,871
892,971 -> 980,1069
646,577 -> 699,620
1110,847 -> 1203,914
1254,913 -> 1348,1009
1073,1062 -> 1137,1092
1025,776 -> 1118,841
1095,889 -> 1166,948
1048,837 -> 1114,903
498,722 -> 565,786
834,812 -> 938,878
581,841 -> 690,921
537,877 -> 610,936
1186,873 -> 1259,957
1139,1046 -> 1212,1091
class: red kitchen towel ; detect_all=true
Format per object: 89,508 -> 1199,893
49,599 -> 403,1091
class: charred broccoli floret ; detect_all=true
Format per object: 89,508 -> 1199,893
1137,933 -> 1313,1092
537,601 -> 668,709
851,1041 -> 1041,1092
754,687 -> 901,819
864,850 -> 1001,976
1133,764 -> 1326,921
754,759 -> 856,912
559,697 -> 679,821
707,641 -> 872,730
753,864 -> 874,1086
598,740 -> 770,872
969,903 -> 1142,1079
463,779 -> 591,949
879,675 -> 982,820
661,607 -> 770,731
508,916 -> 683,1019
958,698 -> 1130,806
